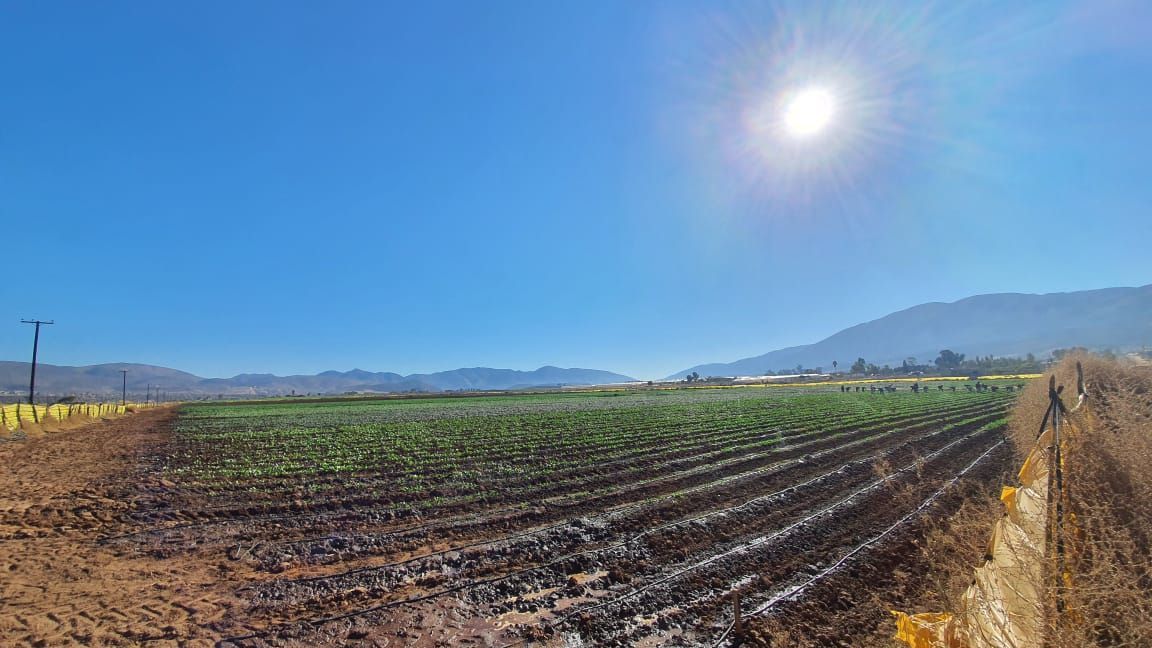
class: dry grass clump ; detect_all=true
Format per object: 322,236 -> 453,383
918,354 -> 1152,647
916,485 -> 1006,614
1038,356 -> 1152,647
731,356 -> 1148,647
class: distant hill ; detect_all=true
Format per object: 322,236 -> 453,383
669,284 -> 1152,379
0,362 -> 636,399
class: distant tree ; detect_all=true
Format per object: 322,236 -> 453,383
685,374 -> 694,383
832,360 -> 838,371
1052,347 -> 1088,361
795,364 -> 804,374
851,357 -> 867,374
935,349 -> 966,370
866,363 -> 880,375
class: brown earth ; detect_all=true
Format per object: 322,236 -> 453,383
0,393 -> 1019,647
0,409 -> 240,647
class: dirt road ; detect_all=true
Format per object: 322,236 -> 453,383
0,410 -> 237,647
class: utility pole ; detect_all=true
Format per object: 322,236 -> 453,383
120,370 -> 128,406
20,319 -> 54,406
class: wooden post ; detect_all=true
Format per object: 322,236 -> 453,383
1053,385 -> 1065,614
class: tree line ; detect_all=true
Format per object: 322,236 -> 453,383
682,347 -> 1123,383
842,349 -> 1045,377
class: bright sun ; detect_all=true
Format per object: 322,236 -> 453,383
783,87 -> 835,137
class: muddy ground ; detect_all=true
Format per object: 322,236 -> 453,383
0,398 -> 1013,647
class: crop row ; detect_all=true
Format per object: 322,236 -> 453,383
168,390 -> 1010,486
214,404 -> 1013,646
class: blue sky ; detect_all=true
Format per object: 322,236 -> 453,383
2,1 -> 1150,380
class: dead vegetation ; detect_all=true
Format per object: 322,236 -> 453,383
745,355 -> 1150,648
1037,356 -> 1152,647
910,355 -> 1152,647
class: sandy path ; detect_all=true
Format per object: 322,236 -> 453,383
0,409 -> 239,647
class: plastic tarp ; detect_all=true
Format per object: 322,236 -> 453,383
1,402 -> 148,431
892,426 -> 1057,648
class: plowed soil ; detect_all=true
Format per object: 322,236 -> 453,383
0,392 -> 1016,647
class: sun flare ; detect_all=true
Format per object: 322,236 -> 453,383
783,87 -> 835,137
703,3 -> 944,210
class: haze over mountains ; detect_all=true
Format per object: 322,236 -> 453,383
4,285 -> 1148,398
670,285 -> 1152,380
0,363 -> 636,399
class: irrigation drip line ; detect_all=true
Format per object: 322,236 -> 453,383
711,439 -> 1007,647
492,424 -> 1005,648
540,425 -> 1000,629
113,400 -> 1000,545
217,419 -> 1003,647
257,411 -> 1002,591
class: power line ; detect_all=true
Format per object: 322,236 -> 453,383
20,319 -> 54,407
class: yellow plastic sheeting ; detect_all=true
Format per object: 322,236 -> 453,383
893,612 -> 961,648
959,513 -> 1044,647
0,402 -> 150,431
892,426 -> 1060,648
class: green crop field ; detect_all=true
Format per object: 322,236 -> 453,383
130,382 -> 1022,646
169,385 -> 1012,488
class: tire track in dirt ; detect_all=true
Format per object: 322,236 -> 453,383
0,409 -> 243,648
0,392 -> 1017,648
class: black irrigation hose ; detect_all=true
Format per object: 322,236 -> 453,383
112,399 -> 1004,545
246,410 -> 1004,590
710,440 -> 1006,646
517,424 -> 1005,646
218,419 -> 1004,646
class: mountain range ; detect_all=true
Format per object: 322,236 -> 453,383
5,284 -> 1148,398
0,363 -> 636,399
669,284 -> 1152,379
